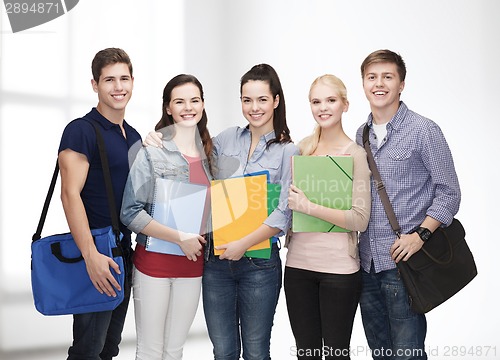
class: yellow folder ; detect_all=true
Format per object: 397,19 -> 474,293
211,174 -> 270,255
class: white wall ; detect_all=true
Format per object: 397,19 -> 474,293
1,0 -> 498,358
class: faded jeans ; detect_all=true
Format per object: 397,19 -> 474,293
202,243 -> 281,360
360,266 -> 427,360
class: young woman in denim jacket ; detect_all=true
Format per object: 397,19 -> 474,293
145,64 -> 299,359
120,74 -> 213,360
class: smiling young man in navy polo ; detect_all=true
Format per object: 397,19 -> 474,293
58,48 -> 142,360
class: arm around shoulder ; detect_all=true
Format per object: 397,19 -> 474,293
120,148 -> 155,233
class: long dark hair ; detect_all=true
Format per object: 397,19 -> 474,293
240,64 -> 292,147
155,74 -> 213,172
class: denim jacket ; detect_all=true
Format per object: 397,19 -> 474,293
120,129 -> 212,247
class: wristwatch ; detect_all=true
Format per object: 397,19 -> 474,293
414,227 -> 432,242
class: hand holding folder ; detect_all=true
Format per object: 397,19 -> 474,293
146,178 -> 208,255
211,173 -> 281,259
292,155 -> 353,232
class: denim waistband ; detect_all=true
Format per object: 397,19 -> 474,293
204,234 -> 280,261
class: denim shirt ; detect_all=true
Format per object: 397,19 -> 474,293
120,130 -> 213,247
355,101 -> 461,273
213,126 -> 299,236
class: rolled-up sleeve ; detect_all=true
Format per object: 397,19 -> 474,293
422,124 -> 461,226
264,143 -> 300,235
120,148 -> 155,233
343,145 -> 372,232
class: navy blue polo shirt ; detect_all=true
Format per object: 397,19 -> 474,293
58,108 -> 142,244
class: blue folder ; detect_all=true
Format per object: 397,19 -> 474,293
146,178 -> 207,255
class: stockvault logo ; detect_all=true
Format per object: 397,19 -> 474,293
3,0 -> 79,33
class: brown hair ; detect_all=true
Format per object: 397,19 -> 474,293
360,49 -> 406,81
155,74 -> 213,174
91,48 -> 133,83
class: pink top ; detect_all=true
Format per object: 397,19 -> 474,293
286,232 -> 359,274
285,142 -> 371,275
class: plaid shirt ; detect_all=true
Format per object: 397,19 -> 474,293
355,102 -> 461,273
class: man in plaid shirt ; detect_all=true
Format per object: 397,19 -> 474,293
355,49 -> 461,360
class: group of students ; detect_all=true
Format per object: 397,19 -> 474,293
56,47 -> 460,360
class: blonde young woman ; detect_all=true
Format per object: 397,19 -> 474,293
285,75 -> 371,360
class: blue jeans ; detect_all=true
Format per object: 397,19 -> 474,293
202,243 -> 282,360
360,266 -> 427,360
67,245 -> 133,360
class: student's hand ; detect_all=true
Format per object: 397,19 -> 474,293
288,184 -> 312,214
390,232 -> 424,263
84,250 -> 122,297
179,232 -> 206,262
216,240 -> 247,261
143,131 -> 163,148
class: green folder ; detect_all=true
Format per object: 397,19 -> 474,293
292,155 -> 353,232
244,182 -> 282,259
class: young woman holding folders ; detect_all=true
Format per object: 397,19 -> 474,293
203,64 -> 299,360
145,64 -> 299,359
120,74 -> 213,360
285,74 -> 371,360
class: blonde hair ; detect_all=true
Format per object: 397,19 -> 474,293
298,74 -> 348,155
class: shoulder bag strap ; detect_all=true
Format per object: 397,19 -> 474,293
32,120 -> 120,242
362,124 -> 401,237
89,121 -> 121,239
32,161 -> 59,241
